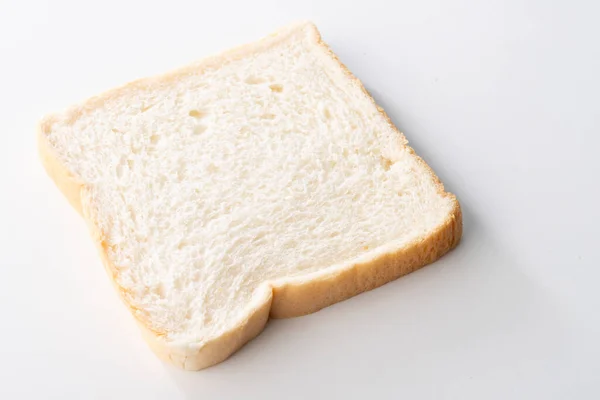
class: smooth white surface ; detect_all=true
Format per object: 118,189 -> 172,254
1,0 -> 598,398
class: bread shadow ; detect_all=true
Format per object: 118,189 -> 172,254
165,228 -> 568,397
162,90 -> 571,398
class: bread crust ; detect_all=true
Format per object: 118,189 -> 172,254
38,21 -> 462,370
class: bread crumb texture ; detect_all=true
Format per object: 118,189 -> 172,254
41,22 -> 460,368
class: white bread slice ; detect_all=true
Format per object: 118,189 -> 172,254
38,21 -> 462,370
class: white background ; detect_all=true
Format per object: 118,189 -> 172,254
1,0 -> 599,398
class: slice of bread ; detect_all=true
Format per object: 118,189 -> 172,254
38,21 -> 462,370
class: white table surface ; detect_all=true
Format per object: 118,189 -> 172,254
1,0 -> 599,398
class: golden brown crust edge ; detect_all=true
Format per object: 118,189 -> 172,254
37,21 -> 462,370
270,203 -> 461,318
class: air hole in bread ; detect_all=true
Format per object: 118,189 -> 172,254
260,113 -> 276,120
116,163 -> 124,179
269,84 -> 284,93
380,157 -> 392,171
189,109 -> 206,118
194,125 -> 207,135
207,163 -> 219,173
150,134 -> 160,144
156,175 -> 166,188
152,283 -> 166,298
141,103 -> 156,113
174,278 -> 184,290
323,107 -> 332,120
127,206 -> 137,223
245,76 -> 265,85
177,166 -> 186,181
